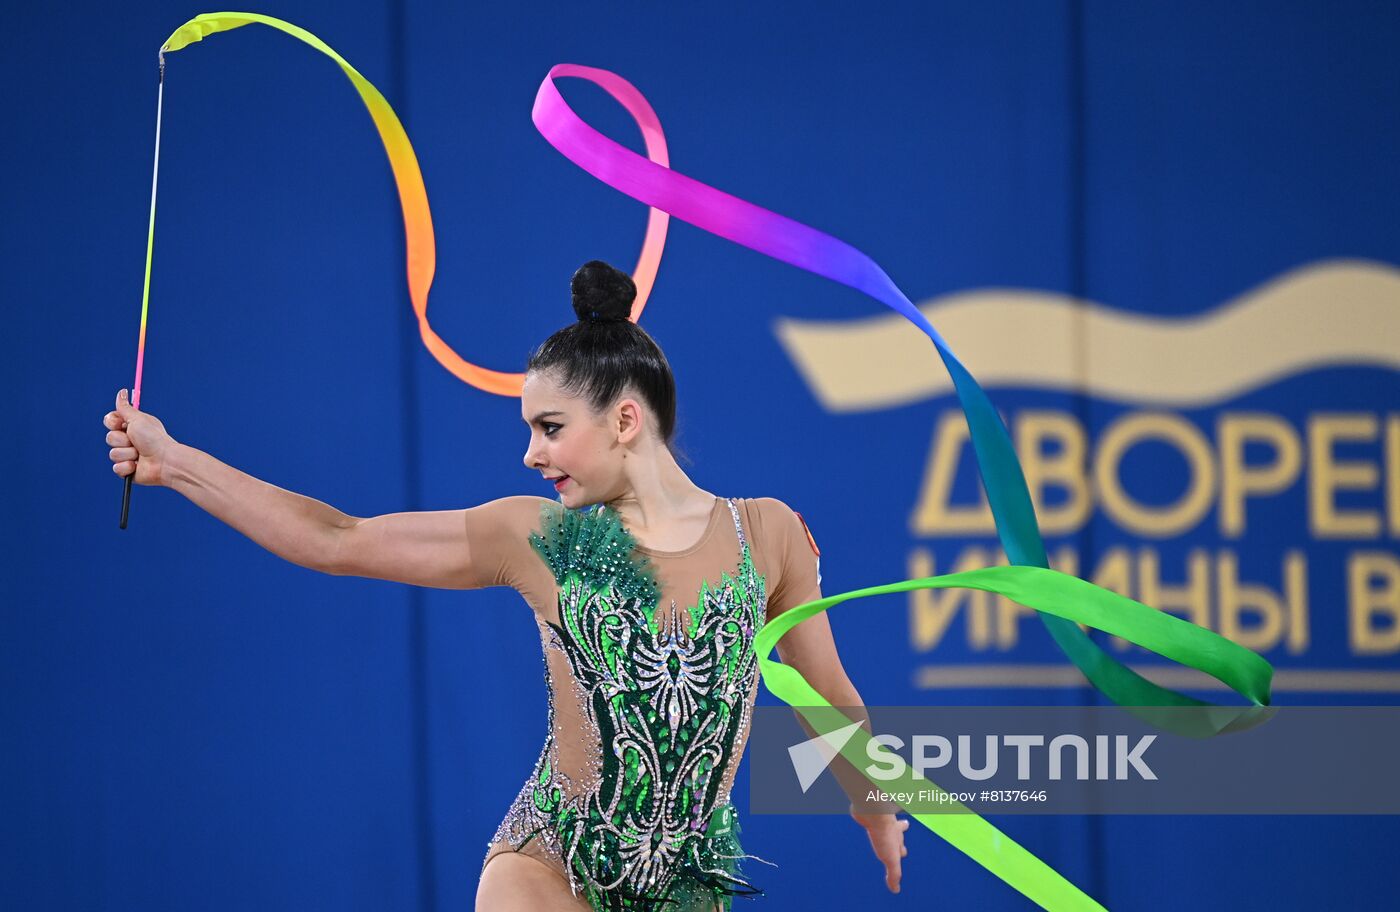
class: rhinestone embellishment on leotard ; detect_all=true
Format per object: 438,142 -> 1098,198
500,498 -> 768,910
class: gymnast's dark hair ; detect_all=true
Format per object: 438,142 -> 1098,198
527,260 -> 684,459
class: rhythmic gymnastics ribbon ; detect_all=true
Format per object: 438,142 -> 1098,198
122,12 -> 670,526
136,14 -> 1276,909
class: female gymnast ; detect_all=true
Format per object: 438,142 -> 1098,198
102,259 -> 909,910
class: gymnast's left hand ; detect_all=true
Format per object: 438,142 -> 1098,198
851,806 -> 909,894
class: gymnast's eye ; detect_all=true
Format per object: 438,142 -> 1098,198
543,423 -> 562,438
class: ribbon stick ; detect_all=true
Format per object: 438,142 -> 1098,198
532,65 -> 1277,908
152,12 -> 671,399
120,53 -> 167,530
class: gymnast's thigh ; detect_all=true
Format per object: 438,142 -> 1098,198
476,850 -> 593,911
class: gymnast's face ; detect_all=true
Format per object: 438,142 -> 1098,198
521,369 -> 647,508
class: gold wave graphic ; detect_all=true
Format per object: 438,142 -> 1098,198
773,259 -> 1400,411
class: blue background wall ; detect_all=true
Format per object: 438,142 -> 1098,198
4,2 -> 1398,909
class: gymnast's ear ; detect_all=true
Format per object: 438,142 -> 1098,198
614,396 -> 645,445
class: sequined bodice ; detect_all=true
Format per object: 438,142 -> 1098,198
500,497 -> 768,910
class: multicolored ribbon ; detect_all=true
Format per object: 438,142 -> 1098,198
147,14 -> 1276,910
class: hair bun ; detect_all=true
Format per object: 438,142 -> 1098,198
571,260 -> 636,324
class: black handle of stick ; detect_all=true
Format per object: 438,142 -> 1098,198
120,472 -> 133,529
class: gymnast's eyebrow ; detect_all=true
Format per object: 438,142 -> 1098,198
524,410 -> 566,424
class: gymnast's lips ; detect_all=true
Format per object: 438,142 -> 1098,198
545,474 -> 571,490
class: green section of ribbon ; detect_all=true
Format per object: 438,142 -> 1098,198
756,565 -> 1275,909
756,564 -> 1273,715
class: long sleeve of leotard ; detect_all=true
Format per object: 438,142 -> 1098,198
753,499 -> 894,814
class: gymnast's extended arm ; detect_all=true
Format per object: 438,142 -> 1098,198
103,388 -> 475,589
